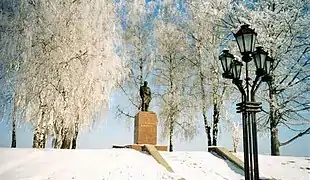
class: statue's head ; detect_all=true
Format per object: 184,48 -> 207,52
144,81 -> 148,86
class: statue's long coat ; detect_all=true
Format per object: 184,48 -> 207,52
140,86 -> 151,104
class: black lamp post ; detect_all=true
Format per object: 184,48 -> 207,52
219,24 -> 273,180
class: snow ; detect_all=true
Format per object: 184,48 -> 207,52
0,148 -> 309,180
234,152 -> 310,180
0,148 -> 179,180
160,151 -> 244,180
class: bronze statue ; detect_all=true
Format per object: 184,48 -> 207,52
140,81 -> 151,111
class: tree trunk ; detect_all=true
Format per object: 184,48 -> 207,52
270,125 -> 280,155
139,57 -> 143,85
40,121 -> 47,148
52,138 -> 56,148
61,127 -> 72,149
32,109 -> 47,148
203,114 -> 212,147
233,146 -> 237,153
11,120 -> 17,148
269,78 -> 280,155
199,70 -> 212,147
168,55 -> 174,152
212,103 -> 220,146
201,90 -> 212,147
71,120 -> 79,149
32,124 -> 40,148
11,104 -> 17,148
32,126 -> 47,148
169,118 -> 174,152
54,119 -> 63,149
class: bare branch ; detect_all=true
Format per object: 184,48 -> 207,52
116,106 -> 135,119
280,126 -> 310,147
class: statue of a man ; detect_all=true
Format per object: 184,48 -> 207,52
140,81 -> 151,111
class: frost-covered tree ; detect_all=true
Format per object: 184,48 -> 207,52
0,0 -> 23,148
153,21 -> 198,152
185,0 -> 235,147
232,121 -> 242,153
6,0 -> 127,148
228,0 -> 310,155
115,0 -> 157,120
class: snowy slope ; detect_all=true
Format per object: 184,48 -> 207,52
234,152 -> 310,180
160,151 -> 244,180
0,148 -> 179,180
0,148 -> 309,180
163,151 -> 310,180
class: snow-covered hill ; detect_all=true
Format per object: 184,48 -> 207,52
160,151 -> 244,179
234,152 -> 310,180
0,148 -> 309,180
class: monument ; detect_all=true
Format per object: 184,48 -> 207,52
112,81 -> 167,151
133,81 -> 167,151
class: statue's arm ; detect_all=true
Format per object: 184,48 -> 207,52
148,88 -> 151,98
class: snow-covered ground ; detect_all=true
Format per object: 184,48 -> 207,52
234,152 -> 310,180
0,148 -> 309,180
0,148 -> 178,180
160,151 -> 244,180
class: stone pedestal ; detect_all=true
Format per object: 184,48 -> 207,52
112,111 -> 167,151
134,112 -> 158,145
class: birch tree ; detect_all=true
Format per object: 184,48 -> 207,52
0,0 -> 23,148
228,0 -> 310,155
8,0 -> 127,148
185,0 -> 235,147
232,121 -> 242,153
115,0 -> 157,120
154,21 -> 198,152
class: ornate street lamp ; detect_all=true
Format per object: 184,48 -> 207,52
265,56 -> 273,75
234,24 -> 257,57
253,46 -> 268,76
219,50 -> 235,79
231,60 -> 243,80
262,56 -> 274,82
219,24 -> 273,180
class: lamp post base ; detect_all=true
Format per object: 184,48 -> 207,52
236,101 -> 261,180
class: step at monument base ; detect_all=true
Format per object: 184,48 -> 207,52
112,144 -> 168,151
